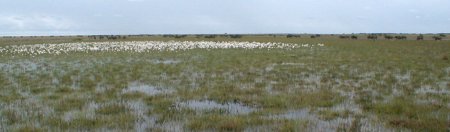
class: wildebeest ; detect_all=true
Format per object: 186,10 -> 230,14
339,35 -> 350,39
310,34 -> 320,38
416,35 -> 424,40
432,36 -> 442,40
395,36 -> 407,40
384,35 -> 393,40
286,34 -> 301,38
367,34 -> 377,40
351,35 -> 358,40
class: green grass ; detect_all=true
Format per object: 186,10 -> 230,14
317,109 -> 351,121
371,97 -> 449,131
96,103 -> 129,115
54,97 -> 87,112
2,109 -> 21,125
187,115 -> 247,131
0,35 -> 449,131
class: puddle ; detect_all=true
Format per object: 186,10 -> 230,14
445,67 -> 450,74
267,109 -> 349,131
152,121 -> 185,132
280,63 -> 306,66
125,101 -> 153,132
268,109 -> 313,120
394,72 -> 411,82
0,63 -> 6,69
327,100 -> 362,114
438,81 -> 449,89
123,82 -> 172,96
268,108 -> 391,132
63,110 -> 96,122
264,63 -> 306,72
151,59 -> 181,65
176,100 -> 255,115
415,85 -> 450,94
265,64 -> 274,72
0,61 -> 39,72
358,118 -> 395,132
304,74 -> 322,85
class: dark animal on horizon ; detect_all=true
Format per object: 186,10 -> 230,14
384,35 -> 393,40
395,36 -> 407,40
367,34 -> 377,40
339,35 -> 350,39
310,34 -> 320,38
432,36 -> 442,41
416,35 -> 424,40
286,34 -> 301,38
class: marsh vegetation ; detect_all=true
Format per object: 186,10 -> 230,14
0,35 -> 449,131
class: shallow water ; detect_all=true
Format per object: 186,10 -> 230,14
415,85 -> 450,94
123,82 -> 172,96
176,100 -> 256,115
150,59 -> 181,65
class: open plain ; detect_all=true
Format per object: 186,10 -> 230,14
0,34 -> 449,131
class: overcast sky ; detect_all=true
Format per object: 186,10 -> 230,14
1,0 -> 449,35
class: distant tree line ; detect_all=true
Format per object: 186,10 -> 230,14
310,34 -> 321,38
339,35 -> 358,39
334,34 -> 446,41
204,35 -> 217,38
284,34 -> 321,38
195,34 -> 242,39
286,34 -> 301,38
228,35 -> 243,38
159,34 -> 243,39
0,34 -> 447,41
162,35 -> 188,38
87,35 -> 127,40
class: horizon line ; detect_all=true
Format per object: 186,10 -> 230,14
1,32 -> 449,37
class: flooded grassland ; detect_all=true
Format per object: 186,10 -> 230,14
0,41 -> 449,131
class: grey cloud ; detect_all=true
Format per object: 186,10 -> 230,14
0,0 -> 449,35
0,14 -> 76,30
